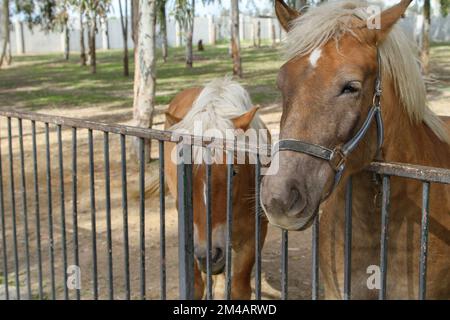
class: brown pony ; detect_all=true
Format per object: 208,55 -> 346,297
262,0 -> 449,299
163,78 -> 268,299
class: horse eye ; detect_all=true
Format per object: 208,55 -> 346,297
341,82 -> 360,95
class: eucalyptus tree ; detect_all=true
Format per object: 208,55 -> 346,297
231,0 -> 242,77
174,0 -> 195,67
420,0 -> 448,74
157,0 -> 168,62
132,0 -> 157,161
79,0 -> 111,74
0,0 -> 12,67
118,0 -> 129,75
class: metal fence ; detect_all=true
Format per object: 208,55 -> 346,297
0,109 -> 449,300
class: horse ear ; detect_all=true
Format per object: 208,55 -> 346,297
165,112 -> 182,126
232,106 -> 260,131
275,0 -> 301,32
364,0 -> 413,44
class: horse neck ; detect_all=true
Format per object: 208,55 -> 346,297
380,78 -> 450,167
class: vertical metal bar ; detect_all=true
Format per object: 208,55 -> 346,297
18,119 -> 31,299
138,138 -> 146,300
311,213 -> 319,300
225,151 -> 233,300
103,132 -> 114,300
31,121 -> 43,299
71,127 -> 80,300
419,182 -> 430,300
379,175 -> 390,300
177,141 -> 194,300
57,125 -> 68,300
88,129 -> 98,300
8,117 -> 20,300
0,119 -> 9,300
254,156 -> 262,300
344,177 -> 353,300
120,134 -> 130,300
205,147 -> 213,300
281,230 -> 288,300
45,123 -> 56,300
159,141 -> 166,300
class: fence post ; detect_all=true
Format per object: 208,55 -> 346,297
175,20 -> 182,47
177,141 -> 195,300
15,21 -> 25,55
208,15 -> 216,45
101,17 -> 110,50
239,15 -> 245,41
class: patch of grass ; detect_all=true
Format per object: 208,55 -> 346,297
0,42 -> 283,116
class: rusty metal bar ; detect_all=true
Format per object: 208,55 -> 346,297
368,162 -> 450,184
18,119 -> 32,299
312,214 -> 319,300
7,117 -> 20,299
104,132 -> 114,300
120,134 -> 130,300
281,230 -> 288,300
0,119 -> 9,300
419,182 -> 430,300
225,151 -> 234,300
344,177 -> 353,300
177,141 -> 194,300
379,175 -> 391,300
31,120 -> 43,299
57,125 -> 69,300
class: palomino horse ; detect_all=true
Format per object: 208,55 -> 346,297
163,78 -> 268,299
262,0 -> 449,299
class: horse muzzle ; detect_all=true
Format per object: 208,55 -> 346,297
195,247 -> 225,275
260,173 -> 321,231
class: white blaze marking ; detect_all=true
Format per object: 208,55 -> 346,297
309,48 -> 322,68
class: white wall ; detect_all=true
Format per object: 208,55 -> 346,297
2,14 -> 449,55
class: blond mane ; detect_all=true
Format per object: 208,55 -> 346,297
171,77 -> 268,163
284,0 -> 449,144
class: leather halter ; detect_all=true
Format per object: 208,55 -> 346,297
274,49 -> 384,194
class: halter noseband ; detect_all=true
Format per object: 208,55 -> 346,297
274,49 -> 384,194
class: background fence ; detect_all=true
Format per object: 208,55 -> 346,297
2,13 -> 450,55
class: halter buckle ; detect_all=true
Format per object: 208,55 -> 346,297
330,147 -> 346,171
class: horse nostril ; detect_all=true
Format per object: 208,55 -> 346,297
212,248 -> 224,263
288,188 -> 300,211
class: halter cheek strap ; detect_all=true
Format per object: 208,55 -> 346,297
274,49 -> 384,194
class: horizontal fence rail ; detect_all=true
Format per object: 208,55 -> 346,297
0,110 -> 448,300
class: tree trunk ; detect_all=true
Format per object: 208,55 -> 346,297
271,20 -> 276,47
119,0 -> 129,76
64,20 -> 70,60
0,0 -> 11,67
257,20 -> 261,48
185,0 -> 195,68
131,0 -> 139,45
101,16 -> 110,50
421,0 -> 431,75
80,11 -> 87,66
132,0 -> 157,162
159,1 -> 168,63
88,12 -> 97,74
231,0 -> 242,78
